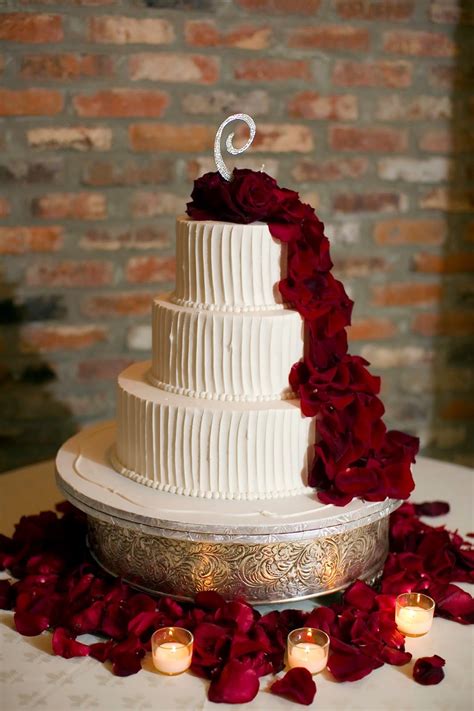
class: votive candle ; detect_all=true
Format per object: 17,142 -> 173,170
151,627 -> 193,675
395,593 -> 435,637
287,628 -> 330,674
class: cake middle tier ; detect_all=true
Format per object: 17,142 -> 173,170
150,296 -> 304,402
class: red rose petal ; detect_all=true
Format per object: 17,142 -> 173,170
344,580 -> 377,611
14,610 -> 49,636
195,590 -> 226,611
89,640 -> 114,662
271,668 -> 317,706
413,655 -> 445,685
109,636 -> 145,677
328,639 -> 383,682
52,628 -> 90,659
208,660 -> 259,704
414,501 -> 450,517
0,579 -> 15,610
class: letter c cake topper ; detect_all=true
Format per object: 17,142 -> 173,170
214,114 -> 256,182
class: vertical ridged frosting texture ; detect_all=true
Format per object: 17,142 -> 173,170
172,218 -> 285,310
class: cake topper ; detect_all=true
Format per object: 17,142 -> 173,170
214,113 -> 256,182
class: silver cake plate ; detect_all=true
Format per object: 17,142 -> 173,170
56,422 -> 400,604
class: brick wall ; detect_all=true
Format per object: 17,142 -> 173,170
1,0 -> 473,471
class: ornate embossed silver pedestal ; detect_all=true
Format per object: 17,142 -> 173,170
56,422 -> 400,604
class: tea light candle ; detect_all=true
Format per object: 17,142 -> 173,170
395,593 -> 435,637
151,627 -> 193,675
287,628 -> 330,675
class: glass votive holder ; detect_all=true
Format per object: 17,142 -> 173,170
151,627 -> 194,675
287,628 -> 330,674
395,593 -> 435,637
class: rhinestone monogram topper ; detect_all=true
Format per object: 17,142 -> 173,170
214,113 -> 256,182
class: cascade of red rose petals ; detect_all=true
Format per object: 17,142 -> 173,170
0,501 -> 473,704
186,169 -> 420,505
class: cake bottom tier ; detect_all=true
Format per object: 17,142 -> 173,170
115,361 -> 315,500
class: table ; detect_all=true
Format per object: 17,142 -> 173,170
1,456 -> 473,710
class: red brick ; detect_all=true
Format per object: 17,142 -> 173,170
0,157 -> 63,184
288,92 -> 358,121
440,401 -> 474,420
20,54 -> 113,80
27,126 -> 112,151
333,192 -> 406,213
251,124 -> 313,152
292,157 -> 368,182
333,60 -> 412,88
129,53 -> 218,84
430,0 -> 474,24
73,89 -> 169,118
372,282 -> 441,306
185,20 -> 271,49
288,25 -> 369,51
0,89 -> 62,116
383,30 -> 456,57
334,256 -> 387,277
236,0 -> 321,13
80,226 -> 170,251
181,89 -> 269,116
234,58 -> 310,81
348,318 -> 397,340
429,65 -> 474,90
0,13 -> 63,43
0,226 -> 63,254
374,219 -> 446,246
126,256 -> 176,284
129,124 -> 214,153
20,325 -> 107,353
335,0 -> 414,20
0,198 -> 10,218
413,311 -> 474,337
81,292 -> 154,317
77,357 -> 133,381
186,156 -> 279,180
88,16 -> 174,44
330,126 -> 407,153
131,192 -> 186,218
375,95 -> 451,121
82,159 -> 173,187
32,193 -> 106,220
413,252 -> 474,274
419,188 -> 474,212
419,129 -> 474,154
26,259 -> 113,288
464,221 -> 474,243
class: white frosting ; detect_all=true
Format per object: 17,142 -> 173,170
115,362 -> 315,501
150,295 -> 302,402
173,217 -> 286,310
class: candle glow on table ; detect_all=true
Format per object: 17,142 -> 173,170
287,628 -> 330,675
395,593 -> 435,636
151,627 -> 193,675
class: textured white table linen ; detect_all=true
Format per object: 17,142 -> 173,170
0,456 -> 473,711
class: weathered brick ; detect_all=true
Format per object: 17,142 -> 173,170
181,90 -> 269,116
126,256 -> 176,284
77,358 -> 133,381
236,0 -> 321,13
0,89 -> 63,116
333,192 -> 406,213
288,92 -> 358,121
20,325 -> 107,353
429,65 -> 474,90
413,252 -> 474,274
81,292 -> 154,317
330,126 -> 407,153
27,126 -> 112,152
333,256 -> 387,277
186,156 -> 278,180
378,157 -> 450,183
0,13 -> 63,43
127,324 -> 151,351
234,58 -> 310,81
185,20 -> 271,49
324,222 -> 361,246
32,193 -> 106,220
129,124 -> 214,152
440,401 -> 474,420
0,226 -> 63,254
82,159 -> 173,187
131,192 -> 186,218
429,0 -> 474,23
26,259 -> 113,288
252,124 -> 313,152
292,157 -> 367,182
383,31 -> 456,57
0,198 -> 10,218
73,89 -> 169,118
412,311 -> 474,337
335,0 -> 414,20
375,95 -> 452,121
348,317 -> 397,340
374,219 -> 446,246
419,129 -> 474,154
80,226 -> 170,251
21,54 -> 114,80
361,344 -> 431,368
129,53 -> 218,84
419,188 -> 474,212
0,158 -> 63,184
288,25 -> 369,51
88,16 -> 174,44
372,282 -> 441,306
333,60 -> 412,88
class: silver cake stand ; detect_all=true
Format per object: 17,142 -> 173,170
56,422 -> 400,604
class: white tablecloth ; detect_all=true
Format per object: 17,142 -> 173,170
0,456 -> 473,710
